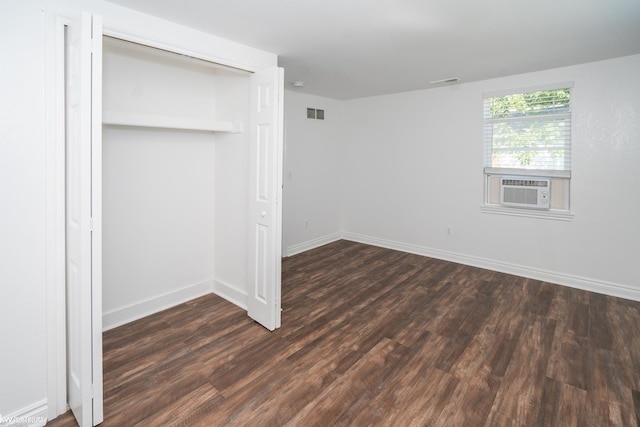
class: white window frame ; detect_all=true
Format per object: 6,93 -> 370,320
481,82 -> 574,221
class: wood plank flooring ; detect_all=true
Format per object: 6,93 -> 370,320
48,240 -> 640,426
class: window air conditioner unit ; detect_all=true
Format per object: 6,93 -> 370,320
500,176 -> 550,209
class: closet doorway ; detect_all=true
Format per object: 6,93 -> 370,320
62,13 -> 283,426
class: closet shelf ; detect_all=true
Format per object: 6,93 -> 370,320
103,111 -> 243,133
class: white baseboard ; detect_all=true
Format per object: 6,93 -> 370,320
340,232 -> 640,302
102,279 -> 215,331
285,232 -> 343,257
2,399 -> 48,426
213,279 -> 248,310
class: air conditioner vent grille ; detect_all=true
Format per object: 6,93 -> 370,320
499,176 -> 550,209
503,188 -> 539,205
501,179 -> 549,188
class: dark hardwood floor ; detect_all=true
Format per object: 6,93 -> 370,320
48,240 -> 640,426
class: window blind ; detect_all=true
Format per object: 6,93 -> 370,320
483,87 -> 572,172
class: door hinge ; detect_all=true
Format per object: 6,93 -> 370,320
90,217 -> 94,232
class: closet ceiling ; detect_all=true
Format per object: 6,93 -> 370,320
106,0 -> 640,100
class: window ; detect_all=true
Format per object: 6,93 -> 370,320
482,83 -> 573,219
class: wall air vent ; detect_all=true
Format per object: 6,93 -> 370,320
306,108 -> 324,120
500,176 -> 550,209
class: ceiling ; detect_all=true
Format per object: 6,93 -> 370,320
106,0 -> 640,100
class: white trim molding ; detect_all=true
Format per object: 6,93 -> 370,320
341,232 -> 640,303
285,232 -> 343,257
213,280 -> 248,310
44,8 -> 71,421
102,279 -> 215,331
2,399 -> 48,427
480,205 -> 574,221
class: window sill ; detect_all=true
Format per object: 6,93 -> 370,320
481,204 -> 574,221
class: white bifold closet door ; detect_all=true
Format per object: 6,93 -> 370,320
247,66 -> 284,331
65,12 -> 104,427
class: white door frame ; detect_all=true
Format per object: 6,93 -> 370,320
45,11 -> 283,422
45,9 -> 72,420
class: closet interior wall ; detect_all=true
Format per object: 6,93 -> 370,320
102,36 -> 251,330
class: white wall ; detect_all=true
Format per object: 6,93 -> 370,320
340,55 -> 640,299
212,77 -> 251,307
102,128 -> 217,328
0,0 -> 49,418
0,0 -> 276,420
283,91 -> 344,255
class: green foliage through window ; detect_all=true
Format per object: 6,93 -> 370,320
484,88 -> 571,171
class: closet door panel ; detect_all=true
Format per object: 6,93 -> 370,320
247,66 -> 284,330
66,12 -> 103,427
